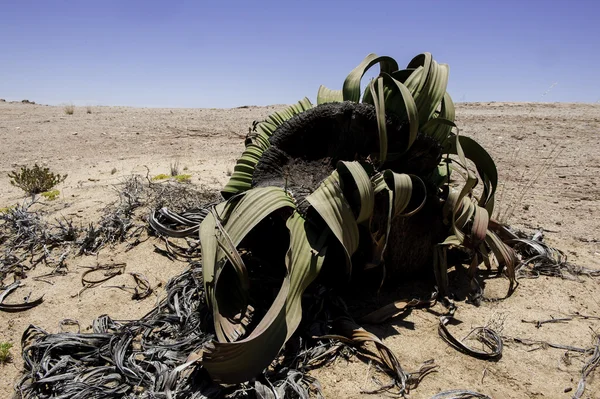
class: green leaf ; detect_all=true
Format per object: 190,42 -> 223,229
485,230 -> 517,290
369,78 -> 388,164
446,134 -> 498,213
200,202 -> 248,342
336,161 -> 374,225
201,188 -> 295,342
382,171 -> 427,217
378,73 -> 419,150
306,170 -> 359,278
317,85 -> 343,104
342,54 -> 399,103
203,212 -> 327,383
422,92 -> 456,143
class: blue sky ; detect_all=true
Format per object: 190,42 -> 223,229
1,0 -> 598,108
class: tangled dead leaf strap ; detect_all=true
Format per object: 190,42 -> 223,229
0,281 -> 44,312
438,299 -> 503,360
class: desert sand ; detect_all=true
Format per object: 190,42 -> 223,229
0,101 -> 599,398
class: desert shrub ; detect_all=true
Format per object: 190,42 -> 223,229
173,174 -> 191,183
151,174 -> 170,181
64,104 -> 75,115
0,342 -> 12,364
86,106 -> 92,114
8,164 -> 67,195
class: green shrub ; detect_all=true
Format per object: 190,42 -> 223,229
0,342 -> 12,364
174,174 -> 191,183
151,174 -> 170,181
8,164 -> 67,195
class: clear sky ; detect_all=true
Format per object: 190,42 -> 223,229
1,0 -> 598,108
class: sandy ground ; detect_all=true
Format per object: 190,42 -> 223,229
0,101 -> 599,398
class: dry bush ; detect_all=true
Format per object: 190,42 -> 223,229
170,160 -> 180,176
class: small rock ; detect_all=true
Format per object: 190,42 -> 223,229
564,387 -> 572,393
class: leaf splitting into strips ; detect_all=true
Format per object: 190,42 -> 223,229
200,203 -> 246,342
448,134 -> 479,244
363,73 -> 419,152
202,188 -> 296,343
369,78 -> 388,164
317,85 -> 343,104
203,212 -> 328,383
406,53 -> 433,96
423,92 -> 456,144
454,197 -> 475,231
367,171 -> 425,273
422,116 -> 456,146
379,73 -> 419,151
368,173 -> 395,270
470,205 -> 490,246
383,171 -> 427,218
342,53 -> 399,103
306,170 -> 359,279
485,230 -> 518,295
405,54 -> 451,126
446,135 -> 498,213
337,161 -> 374,225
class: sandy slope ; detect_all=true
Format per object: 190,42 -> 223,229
0,101 -> 599,398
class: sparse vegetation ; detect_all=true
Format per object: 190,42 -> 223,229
0,342 -> 13,364
173,174 -> 191,183
41,189 -> 60,201
0,175 -> 221,283
64,104 -> 75,115
86,106 -> 92,114
8,164 -> 67,195
151,174 -> 169,181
